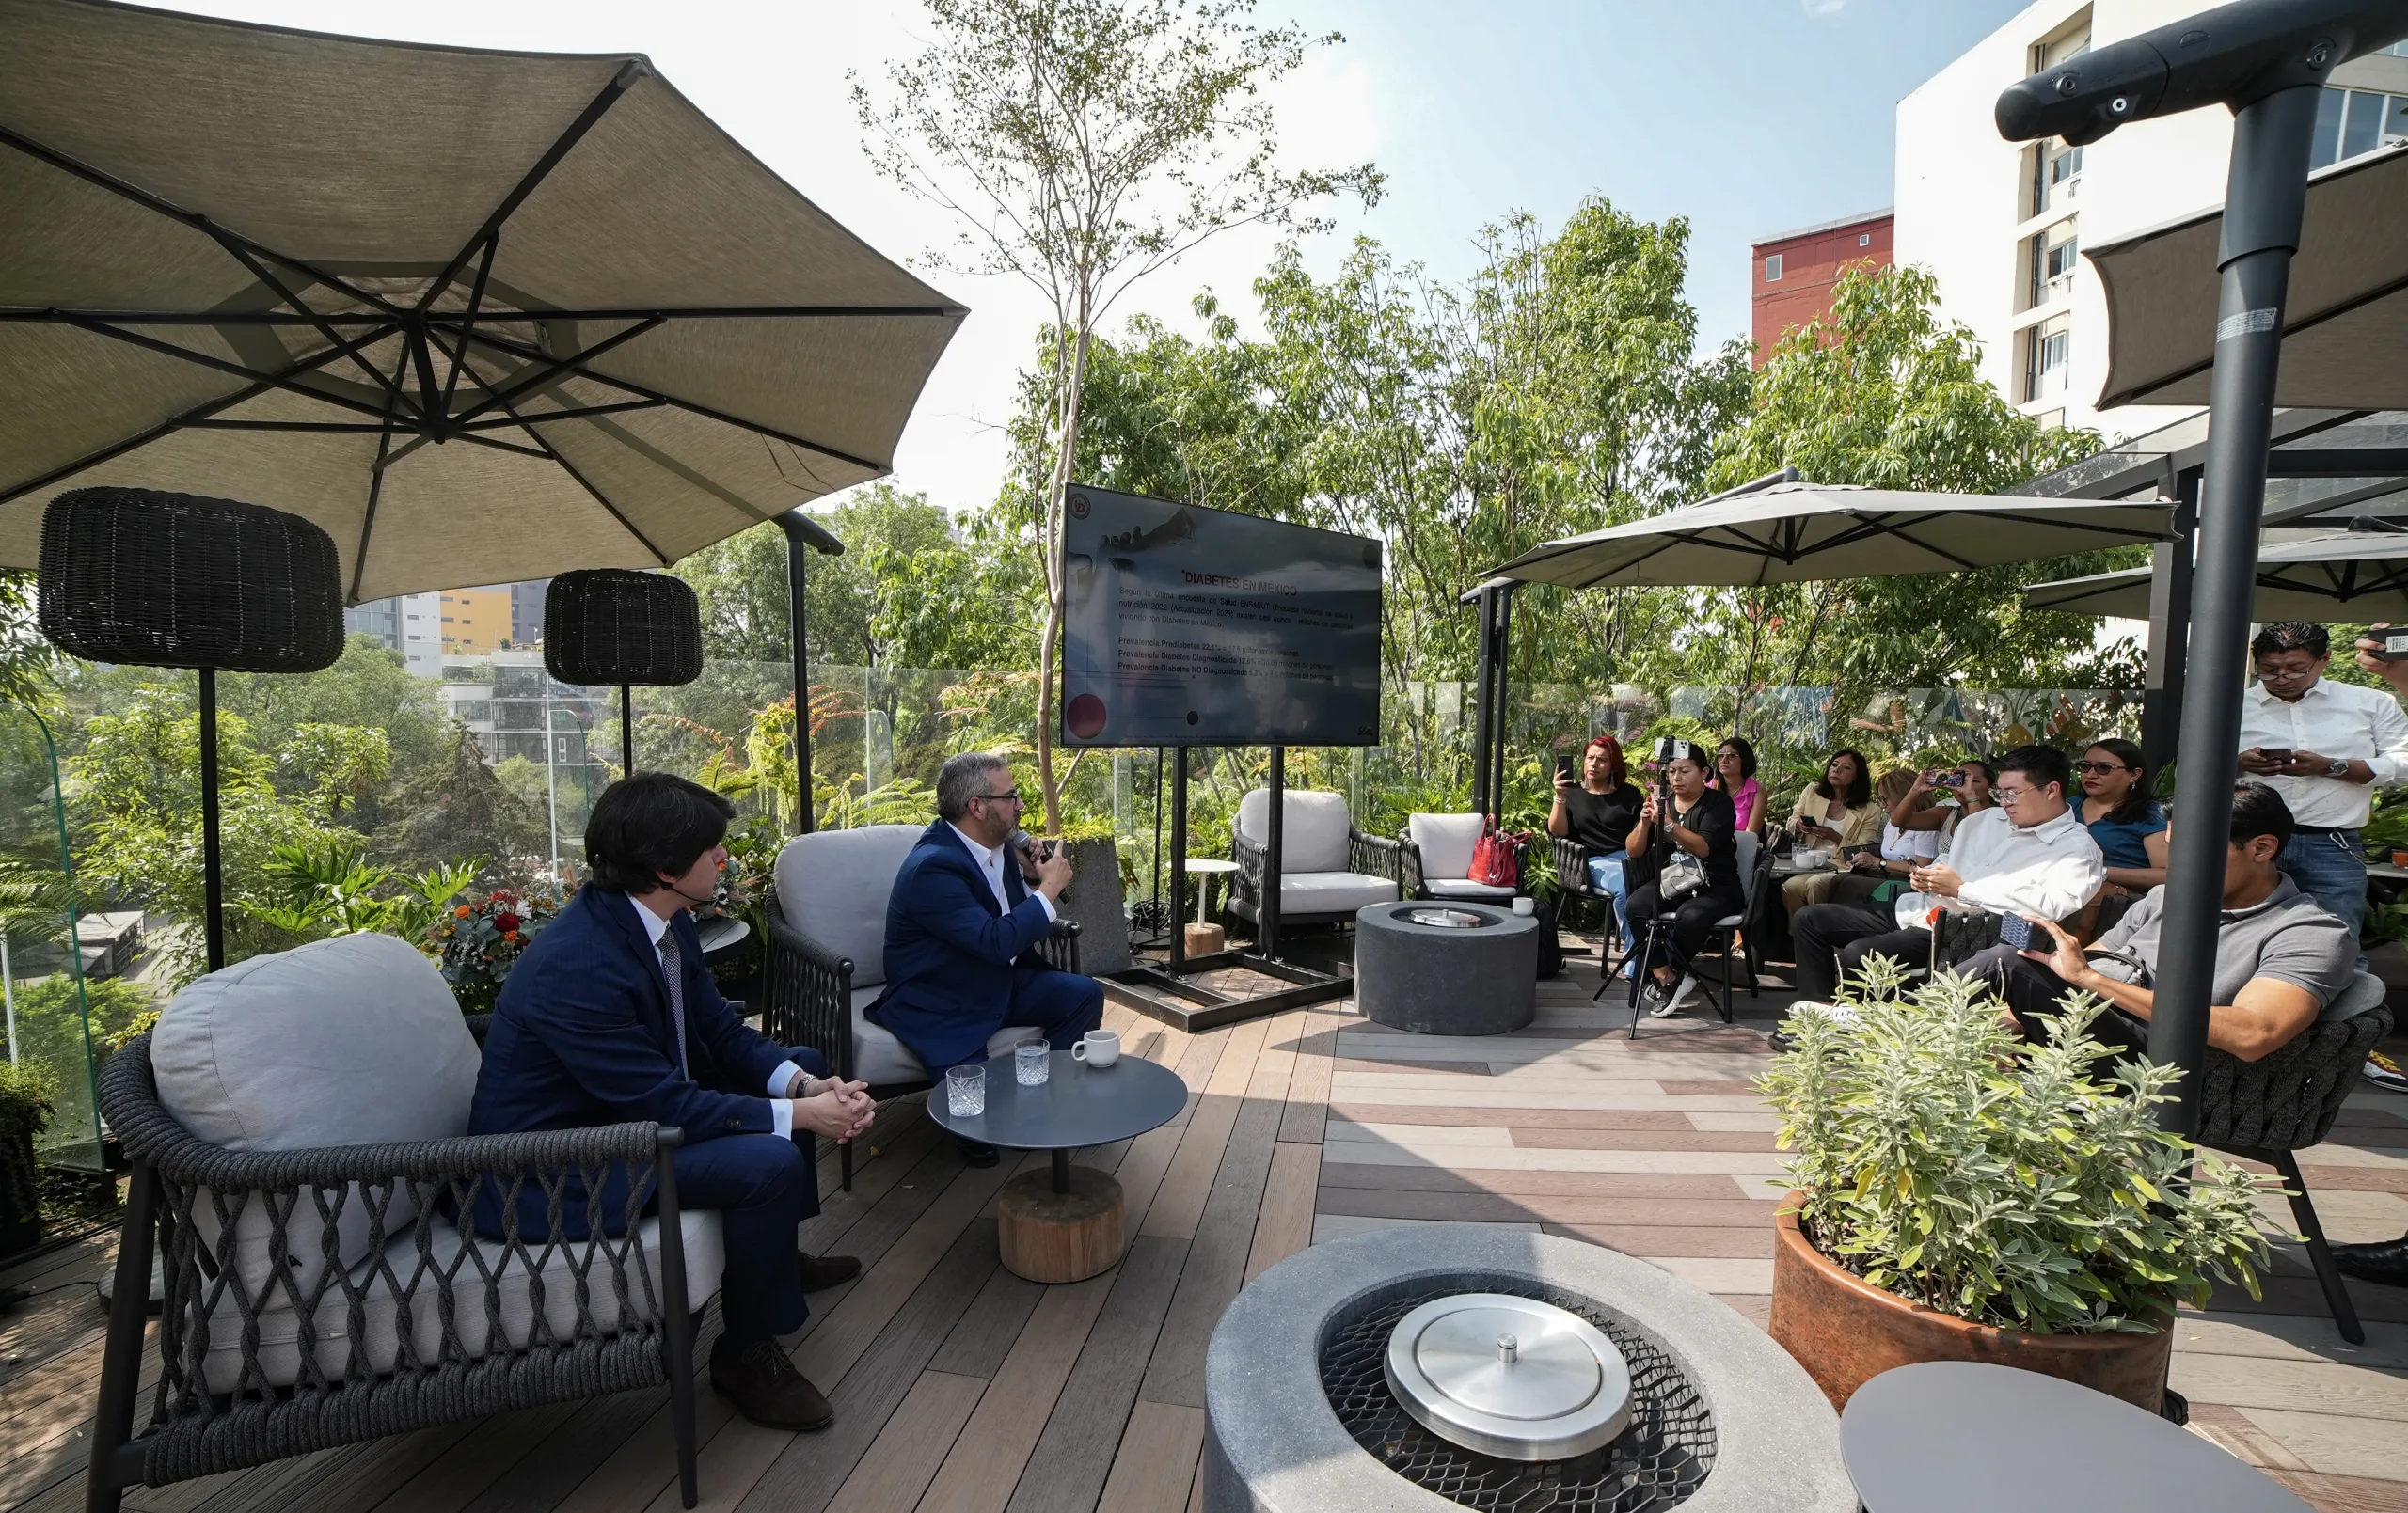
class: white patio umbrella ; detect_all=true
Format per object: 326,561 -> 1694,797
1487,478 -> 2175,590
2088,141 -> 2408,412
2023,530 -> 2408,621
0,0 -> 964,601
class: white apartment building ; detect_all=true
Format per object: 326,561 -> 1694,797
1895,2 -> 2408,437
341,591 -> 444,678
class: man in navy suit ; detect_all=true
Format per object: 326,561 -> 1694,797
874,751 -> 1105,1166
469,774 -> 874,1432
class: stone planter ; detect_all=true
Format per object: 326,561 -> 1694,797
1056,837 -> 1132,977
1768,1201 -> 2172,1414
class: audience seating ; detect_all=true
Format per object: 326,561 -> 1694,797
1228,788 -> 1403,928
1612,831 -> 1773,1032
761,825 -> 1079,1189
89,935 -> 720,1511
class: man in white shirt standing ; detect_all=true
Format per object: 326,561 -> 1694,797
2237,621 -> 2408,943
1789,746 -> 2104,1003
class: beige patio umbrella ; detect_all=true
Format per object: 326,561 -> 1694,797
2088,141 -> 2408,412
2023,530 -> 2408,621
1487,478 -> 2175,590
0,0 -> 963,601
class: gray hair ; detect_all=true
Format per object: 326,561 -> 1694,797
936,751 -> 1011,821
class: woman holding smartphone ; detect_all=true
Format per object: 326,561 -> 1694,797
1782,768 -> 1931,920
2077,737 -> 2168,892
1550,735 -> 1643,967
1893,758 -> 1996,849
1785,749 -> 1876,848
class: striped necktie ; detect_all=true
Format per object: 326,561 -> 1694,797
659,930 -> 690,1082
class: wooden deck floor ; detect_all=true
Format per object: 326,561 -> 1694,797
7,953 -> 2408,1513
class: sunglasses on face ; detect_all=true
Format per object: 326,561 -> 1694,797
2074,761 -> 2133,776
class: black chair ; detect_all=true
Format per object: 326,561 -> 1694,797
1551,834 -> 1617,941
1613,833 -> 1770,1036
2195,981 -> 2392,1345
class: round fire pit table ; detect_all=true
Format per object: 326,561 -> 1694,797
927,1048 -> 1188,1283
1355,902 -> 1537,1035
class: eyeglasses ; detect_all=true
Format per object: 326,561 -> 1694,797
1994,786 -> 2037,805
2073,761 -> 2132,776
2258,665 -> 2318,682
975,789 -> 1024,807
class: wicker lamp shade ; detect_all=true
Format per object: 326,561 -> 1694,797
37,488 -> 344,672
544,570 -> 703,687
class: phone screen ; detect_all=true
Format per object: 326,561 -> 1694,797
2259,748 -> 2292,762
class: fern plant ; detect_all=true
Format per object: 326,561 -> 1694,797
1760,958 -> 2280,1334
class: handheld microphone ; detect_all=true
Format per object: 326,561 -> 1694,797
1009,828 -> 1056,863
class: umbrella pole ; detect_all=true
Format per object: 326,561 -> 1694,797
1470,584 -> 1497,816
621,684 -> 635,778
1492,587 -> 1515,818
2140,470 -> 2200,778
2148,84 -> 2321,1138
199,667 -> 224,973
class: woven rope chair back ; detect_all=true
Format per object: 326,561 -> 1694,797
38,488 -> 343,672
544,571 -> 703,687
2197,1005 -> 2392,1152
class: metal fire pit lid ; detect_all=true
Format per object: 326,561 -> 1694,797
1402,906 -> 1490,929
1382,1292 -> 1634,1462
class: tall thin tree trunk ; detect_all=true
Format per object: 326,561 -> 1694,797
1035,289 -> 1095,834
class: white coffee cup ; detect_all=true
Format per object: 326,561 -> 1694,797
1071,1029 -> 1121,1068
1511,896 -> 1535,916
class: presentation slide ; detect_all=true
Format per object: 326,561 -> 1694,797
1059,485 -> 1383,747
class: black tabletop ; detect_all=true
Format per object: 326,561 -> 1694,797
927,1049 -> 1188,1152
1842,1362 -> 2309,1513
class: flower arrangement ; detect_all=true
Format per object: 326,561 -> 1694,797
430,885 -> 566,1014
1760,956 -> 2279,1335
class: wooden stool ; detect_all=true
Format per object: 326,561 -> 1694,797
996,1165 -> 1125,1283
1184,922 -> 1226,955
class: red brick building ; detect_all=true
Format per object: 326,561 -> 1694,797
1750,209 -> 1893,366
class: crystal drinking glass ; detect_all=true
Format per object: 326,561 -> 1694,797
945,1064 -> 986,1118
1015,1039 -> 1050,1086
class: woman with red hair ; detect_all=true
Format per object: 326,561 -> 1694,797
1549,734 -> 1644,968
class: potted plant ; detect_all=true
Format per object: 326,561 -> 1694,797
1052,817 -> 1131,977
429,883 -> 568,1015
1759,957 -> 2279,1413
0,1060 -> 54,1261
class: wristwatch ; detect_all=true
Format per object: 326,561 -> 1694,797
2327,758 -> 2352,778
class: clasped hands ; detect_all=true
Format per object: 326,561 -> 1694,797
2239,747 -> 2337,778
1907,862 -> 1963,898
790,1072 -> 877,1143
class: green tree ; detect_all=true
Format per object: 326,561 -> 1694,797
853,0 -> 1380,829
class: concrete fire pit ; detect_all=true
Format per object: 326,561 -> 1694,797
1203,1226 -> 1851,1513
1354,901 -> 1537,1035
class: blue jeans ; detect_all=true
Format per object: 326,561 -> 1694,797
1588,853 -> 1636,975
2278,828 -> 2367,943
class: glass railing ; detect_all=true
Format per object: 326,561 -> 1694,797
0,702 -> 106,1171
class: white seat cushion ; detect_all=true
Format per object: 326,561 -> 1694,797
150,934 -> 478,1304
1280,871 -> 1400,918
849,985 -> 1025,1087
200,1209 -> 724,1394
1427,877 -> 1515,901
774,825 -> 924,989
1235,789 -> 1354,873
1408,813 -> 1488,883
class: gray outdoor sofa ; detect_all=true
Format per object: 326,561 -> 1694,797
89,934 -> 719,1511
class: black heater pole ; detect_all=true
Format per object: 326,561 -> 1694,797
1491,586 -> 1515,820
1264,745 -> 1286,961
1468,584 -> 1497,818
775,509 -> 845,835
2147,84 -> 2322,1135
1169,747 -> 1190,970
620,684 -> 636,778
198,667 -> 224,973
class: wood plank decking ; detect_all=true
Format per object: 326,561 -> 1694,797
6,955 -> 2408,1513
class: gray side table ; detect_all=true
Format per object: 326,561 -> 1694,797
1842,1361 -> 2309,1513
1354,902 -> 1538,1035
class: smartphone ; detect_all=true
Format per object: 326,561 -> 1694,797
1935,771 -> 1967,788
2258,748 -> 2293,763
1999,913 -> 2036,952
2375,630 -> 2408,663
1555,752 -> 1577,779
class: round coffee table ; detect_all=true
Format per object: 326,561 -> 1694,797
1842,1362 -> 2309,1512
927,1048 -> 1188,1283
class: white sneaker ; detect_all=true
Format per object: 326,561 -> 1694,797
1654,974 -> 1703,1017
1788,999 -> 1857,1024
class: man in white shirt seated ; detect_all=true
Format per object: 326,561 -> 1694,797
1789,745 -> 2104,1004
2237,620 -> 2408,943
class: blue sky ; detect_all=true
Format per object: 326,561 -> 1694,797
170,0 -> 2039,517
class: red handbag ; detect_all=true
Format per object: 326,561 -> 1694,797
1468,816 -> 1519,889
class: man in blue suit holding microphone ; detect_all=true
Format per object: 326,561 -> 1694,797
470,773 -> 874,1433
874,751 -> 1106,1166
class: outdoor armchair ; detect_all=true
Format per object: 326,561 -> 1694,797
1228,788 -> 1403,928
759,825 -> 1079,1190
2197,974 -> 2392,1345
89,934 -> 721,1512
1402,813 -> 1523,903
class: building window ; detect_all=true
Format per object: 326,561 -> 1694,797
1764,254 -> 1782,283
2023,315 -> 2072,402
1857,232 -> 1870,247
2311,87 -> 2408,169
2029,139 -> 2083,218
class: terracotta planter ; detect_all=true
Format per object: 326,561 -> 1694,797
1768,1200 -> 2171,1413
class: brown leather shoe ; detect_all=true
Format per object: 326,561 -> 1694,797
708,1339 -> 833,1431
797,1251 -> 862,1292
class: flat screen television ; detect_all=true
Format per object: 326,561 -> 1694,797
1059,484 -> 1383,747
